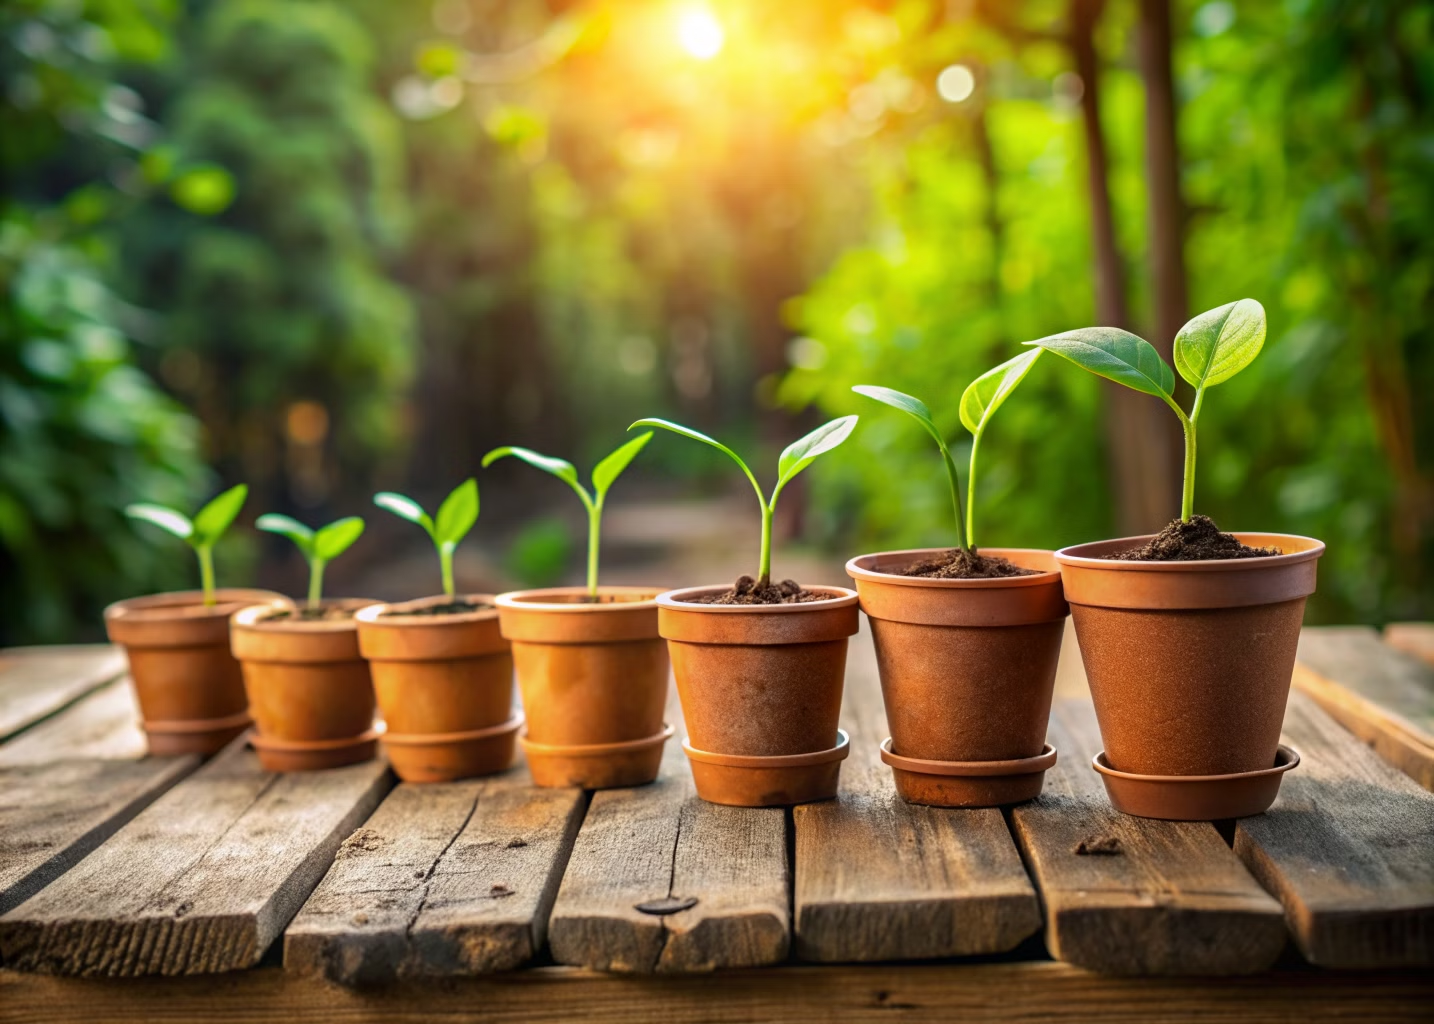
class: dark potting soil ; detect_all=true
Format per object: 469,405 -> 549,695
1114,514 -> 1282,561
682,575 -> 828,605
381,598 -> 495,617
262,605 -> 355,622
893,549 -> 1040,579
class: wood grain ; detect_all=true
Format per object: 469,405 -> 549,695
1235,690 -> 1434,968
1384,623 -> 1434,668
0,739 -> 392,975
0,679 -> 146,767
1009,699 -> 1287,974
547,684 -> 789,973
793,625 -> 1041,962
0,646 -> 127,743
285,770 -> 586,984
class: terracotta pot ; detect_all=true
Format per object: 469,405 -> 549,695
496,586 -> 671,788
104,589 -> 289,755
846,549 -> 1068,807
355,595 -> 518,783
1093,745 -> 1301,821
1056,532 -> 1324,819
231,599 -> 380,772
656,585 -> 859,806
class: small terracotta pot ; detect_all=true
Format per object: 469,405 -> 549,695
846,549 -> 1068,807
495,586 -> 671,789
231,599 -> 379,772
657,585 -> 859,806
104,589 -> 289,755
1056,532 -> 1324,819
355,595 -> 518,783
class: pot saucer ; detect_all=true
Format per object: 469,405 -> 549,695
879,739 -> 1057,807
249,725 -> 383,773
681,729 -> 850,807
1093,744 -> 1301,820
383,713 -> 524,783
143,710 -> 253,756
521,724 -> 674,789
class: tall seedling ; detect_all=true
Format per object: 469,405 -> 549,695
482,435 -> 652,599
1025,299 -> 1265,522
255,514 -> 365,610
628,417 -> 858,587
373,480 -> 479,599
126,484 -> 248,606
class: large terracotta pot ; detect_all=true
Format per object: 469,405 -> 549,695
103,589 -> 288,755
230,599 -> 379,772
656,585 -> 859,806
355,595 -> 519,783
845,549 -> 1068,806
1055,532 -> 1324,819
495,587 -> 671,789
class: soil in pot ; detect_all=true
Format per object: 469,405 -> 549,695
890,548 -> 1039,579
104,589 -> 289,755
680,575 -> 828,605
1114,515 -> 1281,561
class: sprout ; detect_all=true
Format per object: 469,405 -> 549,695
255,514 -> 365,611
373,480 -> 478,599
125,484 -> 248,607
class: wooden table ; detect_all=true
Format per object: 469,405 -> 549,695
1,625 -> 1431,1023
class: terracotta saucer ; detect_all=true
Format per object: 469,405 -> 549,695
143,710 -> 253,756
682,729 -> 850,807
383,713 -> 523,783
879,740 -> 1057,807
248,726 -> 383,773
1093,744 -> 1301,820
521,724 -> 674,789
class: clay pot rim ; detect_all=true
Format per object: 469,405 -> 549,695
846,548 -> 1061,590
249,725 -> 385,752
1092,744 -> 1301,783
355,593 -> 499,627
233,598 -> 379,633
383,712 -> 524,747
657,585 -> 858,612
144,710 -> 252,735
520,723 -> 674,757
879,739 -> 1057,777
682,729 -> 851,768
495,586 -> 664,612
1055,533 -> 1326,572
104,589 -> 290,623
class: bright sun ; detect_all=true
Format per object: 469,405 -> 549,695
677,8 -> 724,60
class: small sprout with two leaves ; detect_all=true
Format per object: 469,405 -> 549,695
255,514 -> 365,611
854,347 -> 1042,553
373,480 -> 478,599
125,484 -> 249,607
628,416 -> 859,591
482,434 -> 652,599
1025,298 -> 1266,523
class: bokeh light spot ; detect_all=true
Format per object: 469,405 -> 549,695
677,8 -> 724,60
936,64 -> 975,104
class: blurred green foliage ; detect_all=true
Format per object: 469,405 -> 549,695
505,515 -> 575,588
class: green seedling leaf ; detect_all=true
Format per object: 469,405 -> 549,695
776,415 -> 859,491
1174,298 -> 1266,390
592,432 -> 652,498
373,492 -> 434,536
434,479 -> 478,546
627,418 -> 758,488
256,513 -> 316,557
190,484 -> 248,547
959,349 -> 1042,435
314,517 -> 365,561
854,384 -> 966,549
1025,327 -> 1174,397
481,446 -> 580,489
125,503 -> 193,541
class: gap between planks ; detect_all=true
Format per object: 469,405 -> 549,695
0,645 -> 128,744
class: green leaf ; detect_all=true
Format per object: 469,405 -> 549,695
1025,327 -> 1174,397
374,491 -> 434,535
591,432 -> 652,499
190,484 -> 248,547
776,415 -> 859,489
314,517 -> 365,561
1174,298 -> 1266,390
481,446 -> 581,489
256,513 -> 315,557
629,418 -> 757,483
852,384 -> 954,449
125,503 -> 193,542
434,479 -> 478,546
959,349 -> 1043,435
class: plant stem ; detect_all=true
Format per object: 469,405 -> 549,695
587,498 -> 602,599
966,432 -> 983,551
940,445 -> 969,552
1162,392 -> 1197,522
197,545 -> 216,607
440,548 -> 454,599
758,501 -> 773,587
308,558 -> 324,611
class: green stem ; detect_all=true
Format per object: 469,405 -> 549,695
587,498 -> 602,599
197,545 -> 216,607
1161,392 -> 1198,522
966,431 -> 983,552
940,445 -> 968,552
308,558 -> 325,611
758,500 -> 774,587
440,547 -> 455,599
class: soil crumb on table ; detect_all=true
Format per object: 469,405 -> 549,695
382,599 -> 494,617
1115,515 -> 1282,561
682,576 -> 828,605
894,549 -> 1039,579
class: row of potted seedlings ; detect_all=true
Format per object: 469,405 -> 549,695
105,299 -> 1323,821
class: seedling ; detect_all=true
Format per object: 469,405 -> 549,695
255,514 -> 365,610
628,417 -> 858,587
372,480 -> 478,599
854,348 -> 1041,551
1025,299 -> 1266,522
482,434 -> 652,599
125,484 -> 249,607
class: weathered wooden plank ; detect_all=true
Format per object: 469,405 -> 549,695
0,757 -> 197,917
547,684 -> 789,973
4,962 -> 1433,1024
1384,623 -> 1434,668
793,625 -> 1041,962
285,769 -> 586,984
1235,690 -> 1434,968
1295,626 -> 1434,790
1009,699 -> 1287,974
0,679 -> 146,768
0,645 -> 127,743
0,739 -> 393,976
